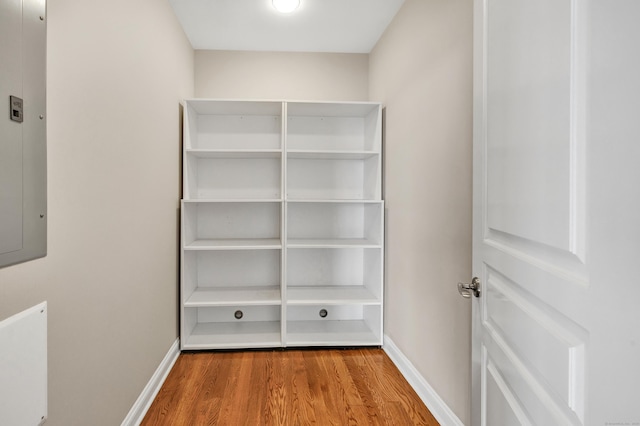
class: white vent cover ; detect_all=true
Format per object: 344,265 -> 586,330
0,302 -> 47,425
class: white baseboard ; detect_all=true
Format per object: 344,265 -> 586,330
121,338 -> 180,426
383,335 -> 465,426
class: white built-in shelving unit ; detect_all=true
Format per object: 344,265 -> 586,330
180,99 -> 383,350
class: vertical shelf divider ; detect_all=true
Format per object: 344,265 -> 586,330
281,101 -> 288,347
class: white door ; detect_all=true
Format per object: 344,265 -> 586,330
471,0 -> 640,425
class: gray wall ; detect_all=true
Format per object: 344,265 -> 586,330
0,0 -> 194,424
195,50 -> 369,100
369,0 -> 474,423
193,3 -> 474,422
0,1 -> 474,422
194,3 -> 474,421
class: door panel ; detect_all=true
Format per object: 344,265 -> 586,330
484,269 -> 586,421
485,268 -> 585,407
485,344 -> 573,426
486,0 -> 574,253
474,0 -> 640,424
473,0 -> 592,424
486,361 -> 529,426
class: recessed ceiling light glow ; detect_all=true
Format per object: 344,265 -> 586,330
272,0 -> 300,13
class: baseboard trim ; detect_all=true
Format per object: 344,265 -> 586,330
121,338 -> 180,426
383,335 -> 465,426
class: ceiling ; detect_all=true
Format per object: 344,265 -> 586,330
168,0 -> 406,53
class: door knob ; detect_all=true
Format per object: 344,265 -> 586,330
458,277 -> 481,298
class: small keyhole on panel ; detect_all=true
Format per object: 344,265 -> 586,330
234,310 -> 243,320
319,309 -> 328,318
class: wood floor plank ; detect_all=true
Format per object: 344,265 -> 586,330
319,350 -> 362,425
213,351 -> 243,424
142,348 -> 440,426
266,350 -> 288,424
244,352 -> 264,424
286,350 -> 318,425
360,349 -> 439,425
341,350 -> 387,424
302,350 -> 343,425
191,354 -> 220,424
332,351 -> 365,407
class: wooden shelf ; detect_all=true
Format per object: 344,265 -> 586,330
286,199 -> 382,204
285,320 -> 380,347
183,321 -> 282,350
187,99 -> 283,116
287,238 -> 381,248
287,286 -> 379,305
185,286 -> 281,307
287,150 -> 378,160
184,155 -> 282,200
182,100 -> 383,350
185,100 -> 282,151
184,239 -> 282,250
286,154 -> 380,201
183,199 -> 283,203
287,101 -> 380,117
186,149 -> 281,159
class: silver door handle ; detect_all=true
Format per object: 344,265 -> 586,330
458,277 -> 481,298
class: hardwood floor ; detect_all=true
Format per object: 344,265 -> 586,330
141,348 -> 439,425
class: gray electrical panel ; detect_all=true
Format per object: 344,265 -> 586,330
0,0 -> 47,269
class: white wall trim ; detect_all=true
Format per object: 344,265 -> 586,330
383,335 -> 465,426
121,338 -> 180,426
